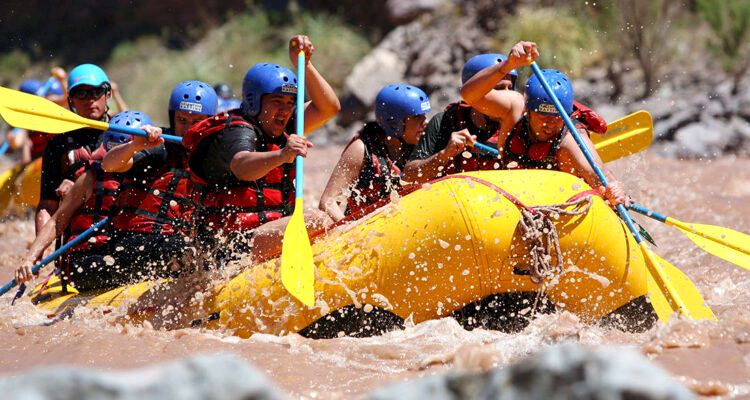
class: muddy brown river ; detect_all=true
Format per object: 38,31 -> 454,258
0,146 -> 748,399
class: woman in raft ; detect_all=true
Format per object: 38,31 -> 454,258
318,83 -> 431,222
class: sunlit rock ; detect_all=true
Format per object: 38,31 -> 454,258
366,343 -> 693,400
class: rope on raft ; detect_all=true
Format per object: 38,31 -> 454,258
519,195 -> 594,286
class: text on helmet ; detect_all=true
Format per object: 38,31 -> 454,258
179,101 -> 203,113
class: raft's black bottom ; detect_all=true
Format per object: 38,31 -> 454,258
298,293 -> 657,339
599,295 -> 658,333
299,305 -> 404,339
453,292 -> 555,333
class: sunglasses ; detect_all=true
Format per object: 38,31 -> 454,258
70,86 -> 108,100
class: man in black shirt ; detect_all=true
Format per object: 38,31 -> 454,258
184,35 -> 341,263
403,53 -> 524,184
101,81 -> 218,284
37,64 -> 114,233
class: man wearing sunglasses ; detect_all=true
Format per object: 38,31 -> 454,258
402,52 -> 520,184
36,64 -> 117,234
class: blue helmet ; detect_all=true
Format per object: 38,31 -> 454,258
19,79 -> 43,95
525,69 -> 574,116
214,83 -> 233,99
68,64 -> 110,92
48,79 -> 64,95
461,53 -> 518,88
103,110 -> 152,151
241,63 -> 298,116
375,84 -> 431,137
168,80 -> 218,116
217,98 -> 242,113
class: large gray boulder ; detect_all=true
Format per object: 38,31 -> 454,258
386,0 -> 443,24
330,3 -> 491,143
367,343 -> 694,400
0,353 -> 285,400
345,47 -> 408,107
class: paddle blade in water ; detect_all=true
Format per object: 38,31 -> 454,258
592,110 -> 653,163
280,200 -> 315,307
0,87 -> 107,134
643,245 -> 716,321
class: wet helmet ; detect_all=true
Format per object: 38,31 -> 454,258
168,80 -> 218,116
375,84 -> 432,137
461,53 -> 518,88
525,69 -> 574,116
213,83 -> 233,99
241,63 -> 297,117
19,79 -> 43,95
217,98 -> 242,113
48,79 -> 64,96
68,64 -> 110,92
103,110 -> 152,151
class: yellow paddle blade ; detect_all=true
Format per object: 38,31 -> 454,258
592,110 -> 653,163
0,86 -> 108,134
642,244 -> 716,321
668,218 -> 750,271
0,164 -> 25,210
280,199 -> 315,307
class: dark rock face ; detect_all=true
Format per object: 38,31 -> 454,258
328,3 -> 494,144
366,343 -> 694,400
575,66 -> 750,158
331,1 -> 750,157
0,353 -> 286,400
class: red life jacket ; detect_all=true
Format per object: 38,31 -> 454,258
110,144 -> 194,236
441,102 -> 503,175
571,101 -> 607,134
503,101 -> 605,170
61,144 -> 108,181
28,131 -> 50,160
346,122 -> 406,220
64,162 -> 120,253
503,115 -> 566,170
184,113 -> 296,233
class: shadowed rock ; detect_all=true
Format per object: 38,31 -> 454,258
366,343 -> 694,400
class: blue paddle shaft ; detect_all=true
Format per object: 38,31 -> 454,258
106,124 -> 183,144
474,142 -> 498,155
36,77 -> 56,97
0,218 -> 109,297
529,63 -> 645,243
295,51 -> 306,201
629,203 -> 668,223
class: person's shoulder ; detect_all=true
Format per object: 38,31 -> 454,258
431,110 -> 448,123
164,140 -> 186,155
345,135 -> 367,154
424,111 -> 447,135
219,121 -> 258,145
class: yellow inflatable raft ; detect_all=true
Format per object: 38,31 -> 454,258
13,157 -> 42,208
31,170 -> 656,337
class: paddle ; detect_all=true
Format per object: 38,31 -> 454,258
0,87 -> 182,144
35,77 -> 58,97
630,203 -> 750,271
529,62 -> 715,321
590,110 -> 653,162
472,110 -> 653,162
0,78 -> 59,157
0,218 -> 108,297
279,51 -> 315,307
